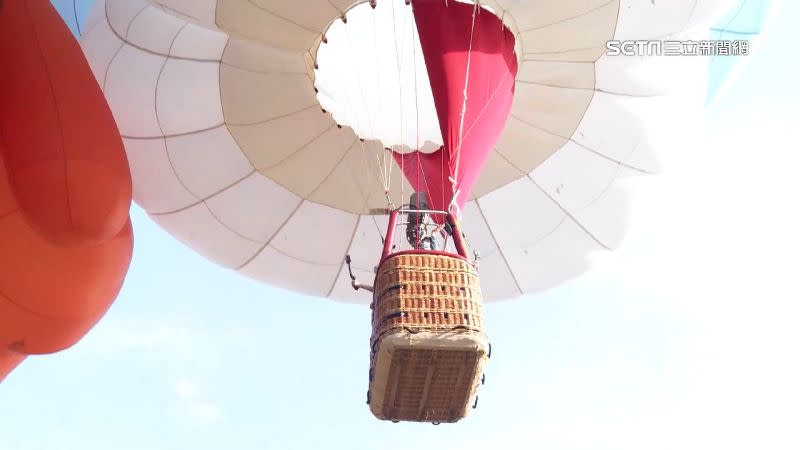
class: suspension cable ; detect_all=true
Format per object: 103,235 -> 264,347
451,1 -> 480,204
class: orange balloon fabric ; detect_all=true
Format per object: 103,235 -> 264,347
0,0 -> 131,244
0,0 -> 134,382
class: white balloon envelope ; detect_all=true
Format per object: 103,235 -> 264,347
80,0 -> 735,302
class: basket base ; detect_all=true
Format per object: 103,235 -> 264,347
369,330 -> 489,423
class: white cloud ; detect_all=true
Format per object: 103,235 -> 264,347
174,378 -> 198,399
186,402 -> 223,423
572,110 -> 800,450
74,323 -> 198,357
172,378 -> 223,423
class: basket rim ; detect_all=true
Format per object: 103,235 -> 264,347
377,249 -> 470,271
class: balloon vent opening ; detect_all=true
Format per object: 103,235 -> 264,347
313,0 -> 442,152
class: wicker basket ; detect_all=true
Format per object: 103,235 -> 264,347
368,251 -> 489,423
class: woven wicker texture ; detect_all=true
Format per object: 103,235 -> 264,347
368,251 -> 488,423
371,252 -> 484,343
374,346 -> 482,423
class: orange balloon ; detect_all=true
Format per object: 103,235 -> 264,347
0,0 -> 131,245
0,0 -> 134,381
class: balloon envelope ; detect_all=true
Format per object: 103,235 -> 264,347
0,0 -> 133,381
81,0 -> 735,303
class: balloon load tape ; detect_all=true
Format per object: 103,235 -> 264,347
366,251 -> 489,423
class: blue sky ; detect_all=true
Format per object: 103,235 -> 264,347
2,2 -> 799,450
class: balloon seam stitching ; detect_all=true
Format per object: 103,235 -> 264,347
515,79 -> 667,98
327,214 -> 363,297
104,3 -> 219,63
0,287 -> 87,323
156,23 -> 200,206
120,123 -> 226,140
526,175 -> 611,250
222,61 -> 308,78
216,37 -> 263,176
473,199 -> 523,294
508,115 -> 651,175
489,151 -> 606,247
24,0 -> 76,232
306,138 -> 361,199
245,0 -> 323,36
235,198 -> 305,270
225,103 -> 319,128
518,0 -> 617,33
101,39 -> 126,93
148,170 -> 254,216
254,124 -> 337,172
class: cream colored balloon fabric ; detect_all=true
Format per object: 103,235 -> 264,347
80,0 -> 731,302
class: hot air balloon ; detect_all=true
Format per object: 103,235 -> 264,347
79,0 -> 738,421
0,0 -> 133,382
